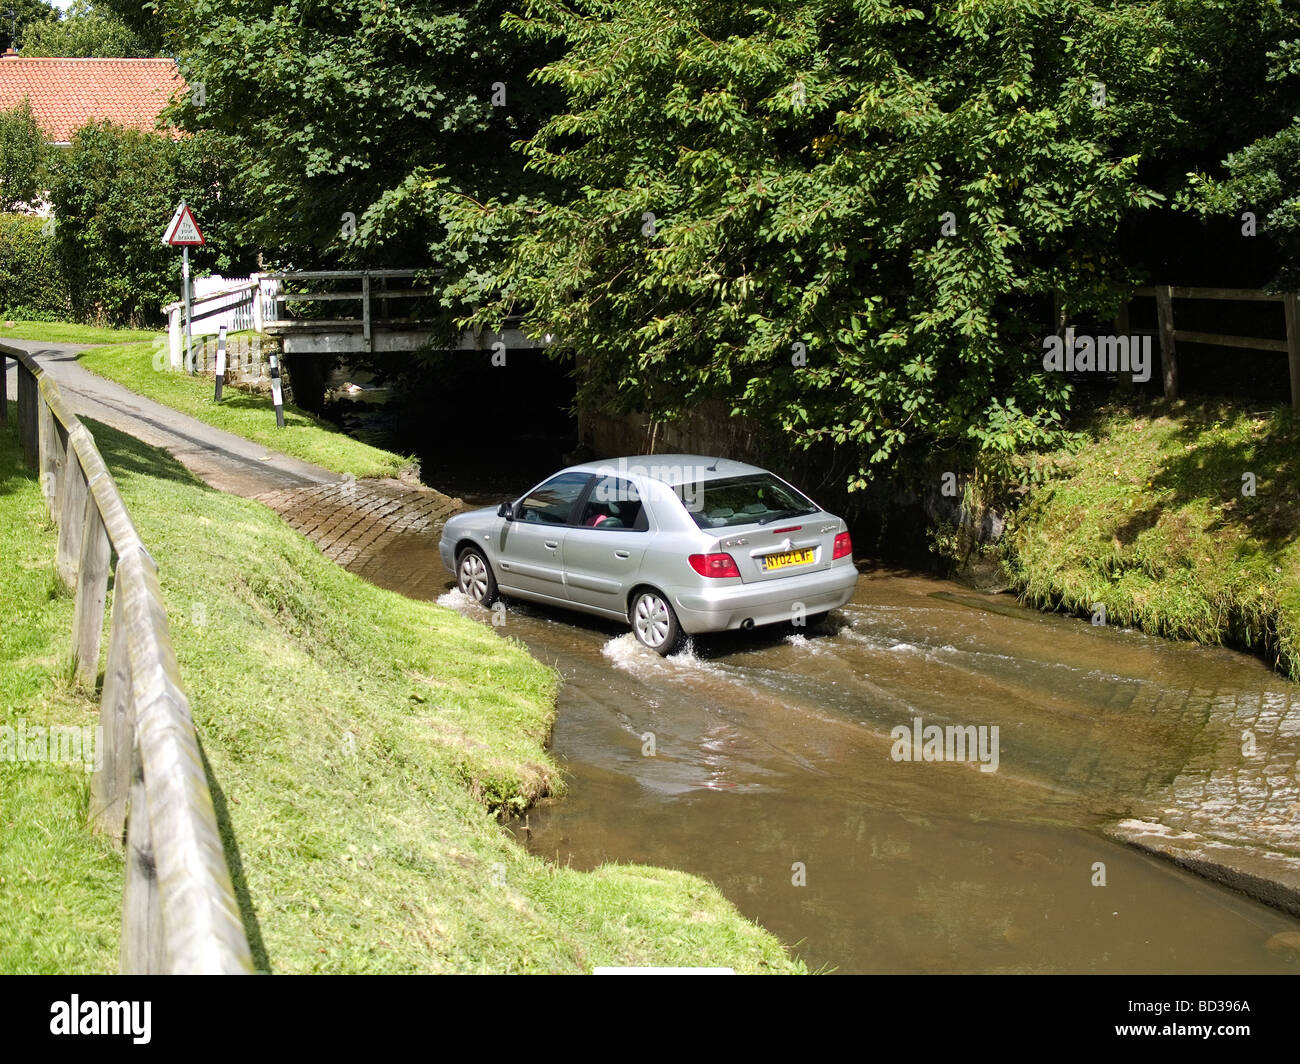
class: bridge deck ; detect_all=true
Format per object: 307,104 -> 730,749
263,319 -> 540,354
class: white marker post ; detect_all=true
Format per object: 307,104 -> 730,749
161,202 -> 205,375
268,351 -> 285,428
214,324 -> 227,402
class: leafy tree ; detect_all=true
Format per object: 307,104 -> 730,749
448,0 -> 1201,486
157,0 -> 561,298
0,0 -> 56,53
0,99 -> 48,211
48,121 -> 256,325
96,0 -> 168,54
18,0 -> 153,57
136,0 -> 1300,492
1177,4 -> 1300,287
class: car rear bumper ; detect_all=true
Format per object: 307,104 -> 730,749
670,562 -> 860,634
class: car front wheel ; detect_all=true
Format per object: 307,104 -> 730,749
456,546 -> 498,605
629,589 -> 684,655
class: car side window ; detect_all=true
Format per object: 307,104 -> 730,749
517,473 -> 591,524
577,476 -> 647,530
578,477 -> 647,531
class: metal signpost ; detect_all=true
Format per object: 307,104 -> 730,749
161,202 -> 206,373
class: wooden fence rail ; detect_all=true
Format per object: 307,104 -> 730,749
1132,286 -> 1300,410
0,345 -> 253,975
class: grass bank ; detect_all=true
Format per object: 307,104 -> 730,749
0,416 -> 122,973
59,417 -> 798,973
0,321 -> 157,345
77,339 -> 410,480
1004,399 -> 1300,680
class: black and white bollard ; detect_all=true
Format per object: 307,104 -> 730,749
268,350 -> 286,428
214,325 -> 227,402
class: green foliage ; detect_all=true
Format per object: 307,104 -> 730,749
0,0 -> 56,52
1177,3 -> 1300,286
144,0 -> 1300,490
0,101 -> 49,213
96,0 -> 168,53
0,213 -> 70,320
47,122 -> 255,326
447,0 -> 1197,490
17,0 -> 153,58
158,0 -> 562,302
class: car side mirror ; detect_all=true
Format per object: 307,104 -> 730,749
498,501 -> 515,521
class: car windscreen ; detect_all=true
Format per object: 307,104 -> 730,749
674,473 -> 818,529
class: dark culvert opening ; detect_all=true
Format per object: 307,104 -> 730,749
318,349 -> 579,501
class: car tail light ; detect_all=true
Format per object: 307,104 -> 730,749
688,553 -> 741,578
832,532 -> 853,560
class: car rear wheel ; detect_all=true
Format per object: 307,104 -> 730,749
456,546 -> 498,605
630,589 -> 684,656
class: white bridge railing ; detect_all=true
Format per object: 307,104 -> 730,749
165,268 -> 537,362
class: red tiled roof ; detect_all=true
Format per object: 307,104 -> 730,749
0,56 -> 185,143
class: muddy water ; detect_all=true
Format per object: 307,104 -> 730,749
421,545 -> 1300,972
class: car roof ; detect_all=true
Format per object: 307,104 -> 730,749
561,454 -> 768,487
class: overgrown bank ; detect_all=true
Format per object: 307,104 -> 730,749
12,412 -> 798,973
1002,399 -> 1300,681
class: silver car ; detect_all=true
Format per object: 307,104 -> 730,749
438,454 -> 859,654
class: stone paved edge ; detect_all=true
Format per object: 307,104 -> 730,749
1107,818 -> 1300,917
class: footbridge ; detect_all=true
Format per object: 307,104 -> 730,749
165,269 -> 542,365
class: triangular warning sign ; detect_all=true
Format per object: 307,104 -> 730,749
163,203 -> 205,246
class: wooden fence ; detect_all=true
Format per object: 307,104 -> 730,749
0,345 -> 253,975
1132,286 -> 1300,411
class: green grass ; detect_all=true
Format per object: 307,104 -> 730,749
22,417 -> 797,973
77,340 -> 410,479
1004,398 -> 1300,679
0,413 -> 123,973
0,320 -> 159,345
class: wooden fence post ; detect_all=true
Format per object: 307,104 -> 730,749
37,391 -> 61,517
120,740 -> 164,974
16,358 -> 36,466
55,445 -> 88,589
1113,301 -> 1134,392
91,579 -> 133,840
72,484 -> 111,686
362,272 -> 372,352
1155,285 -> 1179,399
251,273 -> 265,333
1285,293 -> 1300,414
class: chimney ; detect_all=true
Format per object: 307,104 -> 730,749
2,48 -> 17,58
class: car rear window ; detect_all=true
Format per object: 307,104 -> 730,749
675,473 -> 818,529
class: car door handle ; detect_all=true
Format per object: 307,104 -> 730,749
544,540 -> 559,550
614,550 -> 630,559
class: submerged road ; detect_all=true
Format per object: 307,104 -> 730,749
13,343 -> 1300,973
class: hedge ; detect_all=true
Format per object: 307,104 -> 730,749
0,212 -> 71,321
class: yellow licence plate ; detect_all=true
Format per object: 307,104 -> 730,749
762,549 -> 814,571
